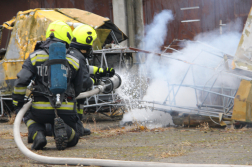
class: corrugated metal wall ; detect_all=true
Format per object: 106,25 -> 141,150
0,0 -> 113,49
1,0 -> 252,50
143,0 -> 252,47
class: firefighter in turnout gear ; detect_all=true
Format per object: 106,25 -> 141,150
12,20 -> 93,150
68,24 -> 97,136
68,24 -> 115,136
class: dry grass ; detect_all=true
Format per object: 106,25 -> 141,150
89,124 -> 151,139
0,129 -> 13,139
222,124 -> 249,133
180,141 -> 192,146
83,118 -> 175,139
196,122 -> 211,132
223,124 -> 236,132
88,124 -> 174,140
91,117 -> 97,131
0,129 -> 27,139
92,153 -> 108,159
8,115 -> 16,124
160,146 -> 186,158
239,125 -> 249,131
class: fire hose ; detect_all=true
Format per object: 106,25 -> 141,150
13,74 -> 248,167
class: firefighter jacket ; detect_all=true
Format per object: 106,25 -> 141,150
67,47 -> 98,114
67,47 -> 93,92
12,41 -> 93,113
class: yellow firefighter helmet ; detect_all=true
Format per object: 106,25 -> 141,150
46,20 -> 73,44
72,24 -> 97,46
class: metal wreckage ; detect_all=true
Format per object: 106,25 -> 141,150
1,8 -> 252,128
130,8 -> 252,128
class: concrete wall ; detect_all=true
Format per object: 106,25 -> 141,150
112,0 -> 145,63
112,0 -> 128,47
113,0 -> 144,63
125,0 -> 144,49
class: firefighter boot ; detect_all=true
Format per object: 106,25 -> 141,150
76,119 -> 91,136
54,117 -> 68,150
31,131 -> 47,150
77,114 -> 91,136
65,124 -> 79,147
45,123 -> 53,136
28,132 -> 33,143
84,128 -> 91,135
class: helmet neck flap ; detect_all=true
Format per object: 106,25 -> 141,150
70,38 -> 92,59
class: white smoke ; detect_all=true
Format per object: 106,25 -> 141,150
120,10 -> 175,128
139,10 -> 174,78
120,10 -> 242,128
141,10 -> 174,52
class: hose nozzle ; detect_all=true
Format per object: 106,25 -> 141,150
102,73 -> 122,94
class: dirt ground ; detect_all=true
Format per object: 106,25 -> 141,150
0,115 -> 252,167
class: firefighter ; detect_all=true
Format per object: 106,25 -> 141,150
68,24 -> 115,136
12,20 -> 93,150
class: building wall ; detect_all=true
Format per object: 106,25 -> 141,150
112,0 -> 127,47
1,0 -> 252,50
0,0 -> 113,49
142,0 -> 252,48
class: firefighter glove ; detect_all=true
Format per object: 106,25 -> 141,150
95,67 -> 104,79
104,67 -> 115,77
90,75 -> 99,85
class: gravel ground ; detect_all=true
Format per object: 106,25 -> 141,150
0,116 -> 252,167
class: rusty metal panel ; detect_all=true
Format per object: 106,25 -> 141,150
143,0 -> 252,48
0,0 -> 30,49
83,0 -> 113,22
143,0 -> 203,47
200,0 -> 215,32
234,0 -> 252,18
178,0 -> 201,40
214,0 -> 235,31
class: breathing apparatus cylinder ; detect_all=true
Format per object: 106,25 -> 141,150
49,42 -> 67,94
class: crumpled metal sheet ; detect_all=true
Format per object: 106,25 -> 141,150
233,7 -> 252,71
3,9 -> 51,80
2,17 -> 16,30
93,29 -> 111,50
56,8 -> 109,29
35,10 -> 78,25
